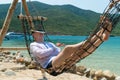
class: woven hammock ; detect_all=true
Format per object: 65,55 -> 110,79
20,0 -> 120,76
41,0 -> 120,76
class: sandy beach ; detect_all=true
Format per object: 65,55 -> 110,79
0,51 -> 91,80
0,62 -> 92,80
0,51 -> 119,80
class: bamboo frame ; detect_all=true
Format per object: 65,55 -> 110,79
0,47 -> 27,51
0,0 -> 19,46
0,0 -> 35,51
18,15 -> 47,21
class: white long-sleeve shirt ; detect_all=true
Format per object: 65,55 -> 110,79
30,42 -> 61,68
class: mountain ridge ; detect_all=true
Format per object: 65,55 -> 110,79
0,1 -> 120,35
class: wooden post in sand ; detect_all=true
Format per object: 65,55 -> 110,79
0,0 -> 19,46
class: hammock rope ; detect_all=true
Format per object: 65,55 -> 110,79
20,17 -> 32,57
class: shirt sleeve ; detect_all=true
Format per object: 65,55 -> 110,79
30,44 -> 54,58
49,42 -> 61,52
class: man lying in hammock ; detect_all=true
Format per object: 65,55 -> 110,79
30,19 -> 112,71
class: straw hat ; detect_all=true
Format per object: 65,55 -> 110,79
31,30 -> 45,34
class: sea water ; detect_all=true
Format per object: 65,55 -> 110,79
78,36 -> 120,75
1,35 -> 120,75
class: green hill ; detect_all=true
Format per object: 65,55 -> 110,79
0,1 -> 120,35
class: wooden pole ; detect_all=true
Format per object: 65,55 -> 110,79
0,0 -> 19,46
0,47 -> 27,51
18,15 -> 47,21
22,0 -> 35,30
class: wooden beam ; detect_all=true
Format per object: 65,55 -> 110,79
22,0 -> 35,30
0,47 -> 27,51
0,0 -> 19,46
18,15 -> 47,21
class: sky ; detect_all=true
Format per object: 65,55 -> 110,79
0,0 -> 110,13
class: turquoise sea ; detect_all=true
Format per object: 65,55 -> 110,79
1,35 -> 120,75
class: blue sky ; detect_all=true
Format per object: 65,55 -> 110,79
0,0 -> 109,13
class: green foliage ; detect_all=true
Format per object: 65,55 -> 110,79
0,1 -> 120,35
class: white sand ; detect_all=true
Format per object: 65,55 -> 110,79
0,62 -> 92,80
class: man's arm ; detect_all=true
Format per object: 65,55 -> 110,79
30,45 -> 54,58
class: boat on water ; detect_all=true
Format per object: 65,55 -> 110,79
5,32 -> 24,40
